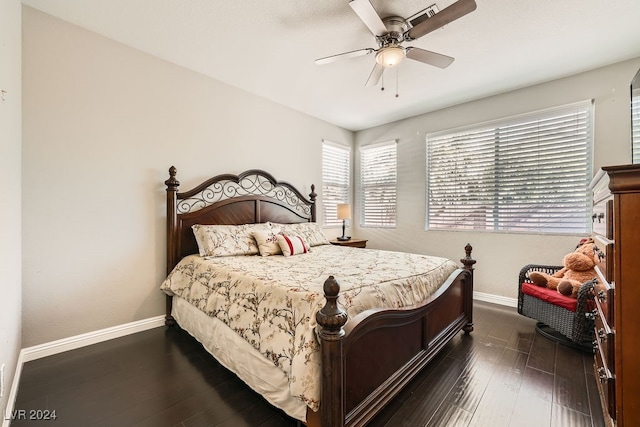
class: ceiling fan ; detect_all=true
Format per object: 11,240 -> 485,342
315,0 -> 477,87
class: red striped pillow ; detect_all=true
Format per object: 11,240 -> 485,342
276,234 -> 310,257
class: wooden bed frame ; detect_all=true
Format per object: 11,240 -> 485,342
163,167 -> 476,427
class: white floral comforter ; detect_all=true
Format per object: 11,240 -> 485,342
160,244 -> 458,411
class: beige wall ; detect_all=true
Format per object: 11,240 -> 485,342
354,58 -> 640,300
0,0 -> 22,418
21,7 -> 352,347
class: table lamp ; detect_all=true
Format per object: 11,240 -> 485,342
337,203 -> 351,241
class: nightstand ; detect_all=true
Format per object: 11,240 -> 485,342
329,239 -> 368,249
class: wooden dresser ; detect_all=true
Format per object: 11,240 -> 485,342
590,164 -> 640,426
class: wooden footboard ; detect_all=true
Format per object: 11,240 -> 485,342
315,244 -> 475,427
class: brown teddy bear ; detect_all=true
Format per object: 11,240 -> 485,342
528,238 -> 600,298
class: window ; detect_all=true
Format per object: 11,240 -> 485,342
322,141 -> 350,227
632,93 -> 640,163
360,141 -> 397,227
426,100 -> 593,234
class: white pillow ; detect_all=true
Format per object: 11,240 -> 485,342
276,234 -> 310,257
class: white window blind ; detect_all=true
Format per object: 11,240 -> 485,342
322,141 -> 351,227
426,101 -> 593,234
360,141 -> 397,227
632,95 -> 640,163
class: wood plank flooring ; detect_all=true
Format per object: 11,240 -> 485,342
10,301 -> 605,426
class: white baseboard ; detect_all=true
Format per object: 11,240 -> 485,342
3,315 -> 165,426
20,315 -> 165,363
2,351 -> 24,427
474,291 -> 517,308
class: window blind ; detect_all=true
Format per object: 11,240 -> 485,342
632,95 -> 640,163
322,141 -> 350,227
360,141 -> 397,227
426,101 -> 593,234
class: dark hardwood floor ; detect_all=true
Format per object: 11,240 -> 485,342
10,301 -> 605,426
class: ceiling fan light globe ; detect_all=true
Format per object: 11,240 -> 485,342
375,46 -> 404,67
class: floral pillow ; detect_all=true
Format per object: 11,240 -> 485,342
276,234 -> 310,257
192,223 -> 272,257
271,222 -> 330,247
251,229 -> 283,256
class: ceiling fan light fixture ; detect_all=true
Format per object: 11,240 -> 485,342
375,46 -> 405,67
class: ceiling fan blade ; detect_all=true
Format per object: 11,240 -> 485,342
365,63 -> 385,87
406,0 -> 476,40
349,0 -> 388,36
406,47 -> 455,68
315,48 -> 375,65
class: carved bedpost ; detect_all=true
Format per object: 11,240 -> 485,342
461,243 -> 476,334
316,276 -> 348,427
164,166 -> 180,327
461,243 -> 476,272
309,184 -> 317,222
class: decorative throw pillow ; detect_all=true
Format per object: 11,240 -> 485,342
251,229 -> 283,256
276,234 -> 310,257
192,223 -> 271,257
271,222 -> 330,247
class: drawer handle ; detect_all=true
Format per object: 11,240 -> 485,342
598,367 -> 608,382
592,213 -> 598,222
598,328 -> 607,341
598,290 -> 606,302
598,212 -> 604,222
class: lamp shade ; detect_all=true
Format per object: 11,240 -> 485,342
375,46 -> 405,67
337,203 -> 351,220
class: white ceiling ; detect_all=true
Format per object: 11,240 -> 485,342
21,0 -> 640,131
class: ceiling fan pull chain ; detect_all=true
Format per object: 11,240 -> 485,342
396,67 -> 399,98
381,73 -> 385,91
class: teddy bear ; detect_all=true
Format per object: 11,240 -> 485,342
528,238 -> 600,298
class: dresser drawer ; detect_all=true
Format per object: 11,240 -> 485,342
592,199 -> 613,239
593,235 -> 614,284
594,300 -> 615,374
594,278 -> 614,332
595,340 -> 616,420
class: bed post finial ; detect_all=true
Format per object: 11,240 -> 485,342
165,166 -> 179,188
316,276 -> 347,427
309,184 -> 317,203
461,243 -> 476,271
316,276 -> 348,336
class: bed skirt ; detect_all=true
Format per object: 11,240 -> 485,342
172,296 -> 308,422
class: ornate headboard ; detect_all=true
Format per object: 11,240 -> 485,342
164,166 -> 317,274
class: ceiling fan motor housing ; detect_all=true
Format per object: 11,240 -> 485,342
377,16 -> 408,48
